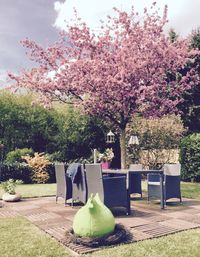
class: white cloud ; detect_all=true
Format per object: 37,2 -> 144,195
0,69 -> 9,88
53,0 -> 200,36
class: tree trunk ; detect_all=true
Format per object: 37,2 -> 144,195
120,128 -> 126,169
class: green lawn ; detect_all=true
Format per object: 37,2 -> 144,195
181,182 -> 200,199
0,183 -> 56,199
0,217 -> 70,257
0,217 -> 200,257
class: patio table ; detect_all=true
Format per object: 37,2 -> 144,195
102,169 -> 165,209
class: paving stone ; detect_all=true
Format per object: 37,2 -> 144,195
130,229 -> 153,241
160,218 -> 200,230
164,211 -> 190,219
191,205 -> 200,210
182,214 -> 200,224
8,204 -> 40,211
33,217 -> 72,229
180,208 -> 200,214
144,215 -> 171,222
133,223 -> 179,237
116,217 -> 153,228
25,211 -> 61,222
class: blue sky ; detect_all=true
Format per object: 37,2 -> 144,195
1,0 -> 200,86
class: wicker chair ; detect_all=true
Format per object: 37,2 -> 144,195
55,163 -> 72,205
55,163 -> 87,206
128,164 -> 143,198
71,164 -> 87,205
147,163 -> 182,205
85,164 -> 130,215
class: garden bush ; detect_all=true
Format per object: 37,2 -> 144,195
0,162 -> 56,184
22,153 -> 51,184
5,148 -> 33,163
179,133 -> 200,181
0,163 -> 32,183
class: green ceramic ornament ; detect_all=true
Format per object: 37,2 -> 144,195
72,193 -> 115,237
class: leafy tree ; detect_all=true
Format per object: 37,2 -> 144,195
168,28 -> 178,43
5,148 -> 33,163
52,106 -> 108,162
0,91 -> 108,162
0,91 -> 59,154
9,3 -> 199,168
178,28 -> 200,133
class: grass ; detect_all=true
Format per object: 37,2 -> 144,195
0,183 -> 56,199
0,217 -> 70,257
0,217 -> 200,257
181,182 -> 200,199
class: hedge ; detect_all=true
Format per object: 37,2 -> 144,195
0,163 -> 56,184
179,133 -> 200,182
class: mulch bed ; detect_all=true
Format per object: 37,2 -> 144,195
64,223 -> 132,248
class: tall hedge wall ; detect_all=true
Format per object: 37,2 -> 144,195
180,133 -> 200,181
0,163 -> 56,184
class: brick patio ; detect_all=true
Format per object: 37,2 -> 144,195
1,196 -> 200,255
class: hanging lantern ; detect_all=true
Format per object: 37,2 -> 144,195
106,130 -> 115,143
128,135 -> 139,146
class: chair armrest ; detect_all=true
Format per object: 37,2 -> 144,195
102,176 -> 126,181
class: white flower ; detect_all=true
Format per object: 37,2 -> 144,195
97,148 -> 114,162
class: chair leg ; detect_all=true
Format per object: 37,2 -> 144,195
147,193 -> 150,202
126,203 -> 131,216
56,196 -> 58,203
126,191 -> 131,215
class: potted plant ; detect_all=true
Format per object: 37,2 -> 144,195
98,148 -> 114,169
1,179 -> 23,202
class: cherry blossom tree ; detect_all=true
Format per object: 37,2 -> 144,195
9,3 -> 199,168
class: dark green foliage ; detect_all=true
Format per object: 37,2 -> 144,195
53,106 -> 108,162
0,163 -> 32,183
179,134 -> 200,181
0,163 -> 55,183
179,87 -> 200,132
0,91 -> 108,164
0,91 -> 59,155
5,148 -> 33,163
168,28 -> 178,43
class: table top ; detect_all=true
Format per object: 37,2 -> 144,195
102,169 -> 164,175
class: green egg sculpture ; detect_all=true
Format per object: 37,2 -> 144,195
73,193 -> 115,237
